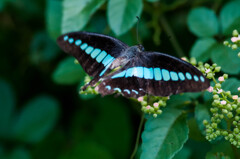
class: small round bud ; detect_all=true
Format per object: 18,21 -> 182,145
216,83 -> 221,89
211,123 -> 217,128
204,63 -> 210,68
213,94 -> 219,99
190,57 -> 197,66
236,108 -> 240,114
233,29 -> 239,37
153,114 -> 158,118
238,52 -> 240,58
207,73 -> 213,79
235,116 -> 240,121
215,66 -> 221,72
234,128 -> 240,134
222,131 -> 228,136
232,44 -> 238,50
203,120 -> 208,125
233,121 -> 237,125
74,59 -> 79,64
226,91 -> 231,96
223,74 -> 228,79
223,41 -> 229,46
227,112 -> 233,118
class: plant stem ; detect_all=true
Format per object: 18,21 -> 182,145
130,113 -> 145,159
159,15 -> 185,57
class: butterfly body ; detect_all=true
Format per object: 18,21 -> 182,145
57,32 -> 209,98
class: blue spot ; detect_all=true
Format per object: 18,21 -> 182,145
90,48 -> 101,58
102,54 -> 114,66
162,69 -> 170,81
99,59 -> 114,76
143,67 -> 153,79
194,75 -> 199,81
111,70 -> 126,78
154,68 -> 162,80
64,35 -> 68,41
170,71 -> 178,81
186,72 -> 192,80
178,72 -> 185,81
124,89 -> 130,94
133,67 -> 144,78
96,51 -> 107,63
85,46 -> 94,54
114,88 -> 121,92
68,38 -> 74,44
200,76 -> 205,82
80,43 -> 88,50
132,89 -> 138,94
126,68 -> 134,77
75,40 -> 82,46
105,85 -> 111,90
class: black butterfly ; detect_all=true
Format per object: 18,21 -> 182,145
57,32 -> 209,98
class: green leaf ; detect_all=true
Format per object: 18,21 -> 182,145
172,147 -> 191,159
195,104 -> 211,135
211,44 -> 240,74
206,152 -> 230,159
187,7 -> 219,37
141,108 -> 189,159
52,57 -> 85,84
107,0 -> 143,35
190,38 -> 217,62
46,0 -> 62,40
221,78 -> 240,94
0,79 -> 15,138
62,0 -> 106,33
220,1 -> 240,35
12,95 -> 59,143
30,32 -> 59,64
60,141 -> 113,159
167,94 -> 191,108
7,147 -> 31,159
187,118 -> 205,141
206,141 -> 234,159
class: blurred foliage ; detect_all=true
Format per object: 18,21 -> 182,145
1,0 -> 240,159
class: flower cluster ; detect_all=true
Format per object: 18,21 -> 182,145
223,29 -> 240,58
137,96 -> 169,118
197,62 -> 240,147
79,75 -> 99,95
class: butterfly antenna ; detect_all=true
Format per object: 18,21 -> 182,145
136,16 -> 140,44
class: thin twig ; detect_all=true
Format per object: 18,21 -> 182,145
130,113 -> 145,159
159,15 -> 185,57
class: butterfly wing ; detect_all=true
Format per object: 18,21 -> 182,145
96,52 -> 210,98
57,32 -> 129,77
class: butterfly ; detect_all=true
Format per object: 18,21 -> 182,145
57,32 -> 210,98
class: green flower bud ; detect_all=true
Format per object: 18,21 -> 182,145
153,114 -> 158,118
223,41 -> 229,45
232,44 -> 238,50
215,66 -> 221,72
211,123 -> 217,128
213,94 -> 219,99
229,134 -> 234,138
233,29 -> 239,37
207,73 -> 214,79
74,59 -> 79,64
235,116 -> 240,121
216,83 -> 221,89
236,108 -> 240,114
222,109 -> 228,114
222,131 -> 228,136
233,121 -> 237,125
227,112 -> 233,118
204,63 -> 210,68
203,120 -> 208,125
234,128 -> 239,134
157,110 -> 162,114
238,52 -> 240,58
232,104 -> 237,109
190,57 -> 197,66
223,74 -> 228,79
226,91 -> 231,96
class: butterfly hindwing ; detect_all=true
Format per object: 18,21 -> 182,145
97,52 -> 209,98
57,32 -> 129,77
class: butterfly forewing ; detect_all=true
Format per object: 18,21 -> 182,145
57,32 -> 128,77
97,52 -> 209,98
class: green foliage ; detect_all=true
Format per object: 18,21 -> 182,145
107,0 -> 143,35
141,109 -> 188,159
1,0 -> 240,159
62,0 -> 106,34
53,57 -> 85,84
0,79 -> 15,138
12,95 -> 59,143
187,7 -> 219,37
